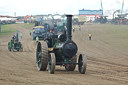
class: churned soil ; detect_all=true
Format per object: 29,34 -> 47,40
0,24 -> 128,85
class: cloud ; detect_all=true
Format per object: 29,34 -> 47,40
0,0 -> 128,16
115,0 -> 121,4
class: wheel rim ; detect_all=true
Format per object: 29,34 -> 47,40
36,52 -> 42,68
48,55 -> 52,72
78,56 -> 83,73
8,42 -> 11,51
78,54 -> 87,74
48,53 -> 56,74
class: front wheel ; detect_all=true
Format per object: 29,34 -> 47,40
78,54 -> 87,74
20,47 -> 23,52
48,53 -> 56,74
8,42 -> 11,51
17,49 -> 19,51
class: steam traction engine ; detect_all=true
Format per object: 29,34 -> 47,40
36,15 -> 87,74
8,32 -> 23,52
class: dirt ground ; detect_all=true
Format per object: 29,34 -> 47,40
0,24 -> 128,85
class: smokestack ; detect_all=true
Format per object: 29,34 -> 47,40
66,15 -> 73,40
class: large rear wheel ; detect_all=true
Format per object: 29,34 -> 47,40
48,53 -> 56,74
36,41 -> 48,71
78,54 -> 87,74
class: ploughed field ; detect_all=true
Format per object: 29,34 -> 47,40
0,23 -> 128,85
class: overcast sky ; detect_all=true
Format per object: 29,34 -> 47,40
0,0 -> 128,16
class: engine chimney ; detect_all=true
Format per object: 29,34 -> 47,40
66,15 -> 73,40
